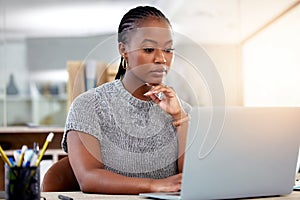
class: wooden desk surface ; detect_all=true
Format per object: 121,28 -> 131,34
40,191 -> 300,200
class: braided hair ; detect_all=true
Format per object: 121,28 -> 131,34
115,6 -> 171,79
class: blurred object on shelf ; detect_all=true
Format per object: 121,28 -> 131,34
6,74 -> 19,95
67,61 -> 118,109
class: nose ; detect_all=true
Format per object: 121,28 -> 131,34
154,49 -> 167,64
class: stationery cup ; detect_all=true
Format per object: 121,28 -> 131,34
5,165 -> 40,200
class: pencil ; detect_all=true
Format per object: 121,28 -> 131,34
36,132 -> 54,166
0,145 -> 13,167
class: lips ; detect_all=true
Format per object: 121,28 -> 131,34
150,69 -> 166,77
150,66 -> 168,74
151,69 -> 165,73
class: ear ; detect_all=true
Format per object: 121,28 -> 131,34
118,42 -> 127,58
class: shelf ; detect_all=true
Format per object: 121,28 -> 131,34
0,95 -> 31,101
0,95 -> 67,101
0,95 -> 67,127
32,95 -> 67,101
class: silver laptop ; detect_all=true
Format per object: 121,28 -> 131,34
140,107 -> 300,200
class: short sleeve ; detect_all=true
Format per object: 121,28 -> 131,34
62,89 -> 101,152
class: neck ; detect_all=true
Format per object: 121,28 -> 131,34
121,74 -> 152,101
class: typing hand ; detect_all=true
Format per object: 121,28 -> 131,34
149,173 -> 182,192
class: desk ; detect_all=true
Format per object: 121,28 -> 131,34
40,191 -> 300,200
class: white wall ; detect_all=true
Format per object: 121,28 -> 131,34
243,5 -> 300,107
204,44 -> 242,106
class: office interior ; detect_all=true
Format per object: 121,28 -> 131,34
0,0 -> 300,193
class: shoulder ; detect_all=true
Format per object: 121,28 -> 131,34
71,89 -> 98,108
69,80 -> 121,112
95,80 -> 119,94
73,80 -> 119,103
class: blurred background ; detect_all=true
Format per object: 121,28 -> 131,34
1,0 -> 300,127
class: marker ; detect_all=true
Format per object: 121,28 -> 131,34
36,132 -> 54,166
17,145 -> 28,167
294,185 -> 300,191
29,153 -> 38,167
58,194 -> 73,200
0,145 -> 13,167
8,157 -> 15,166
24,149 -> 34,167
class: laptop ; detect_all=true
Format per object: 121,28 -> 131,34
140,107 -> 300,200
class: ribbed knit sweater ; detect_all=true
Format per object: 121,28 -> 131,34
62,79 -> 190,179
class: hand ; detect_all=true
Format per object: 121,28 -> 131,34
144,83 -> 183,118
149,173 -> 182,192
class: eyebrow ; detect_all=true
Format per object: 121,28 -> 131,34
141,39 -> 173,46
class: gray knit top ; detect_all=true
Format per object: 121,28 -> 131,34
62,79 -> 190,179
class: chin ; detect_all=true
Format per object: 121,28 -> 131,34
147,79 -> 163,85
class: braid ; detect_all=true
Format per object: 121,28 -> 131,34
115,6 -> 171,80
115,57 -> 126,80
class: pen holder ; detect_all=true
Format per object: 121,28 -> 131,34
5,165 -> 40,200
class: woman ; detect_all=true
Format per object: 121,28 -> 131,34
62,5 -> 190,194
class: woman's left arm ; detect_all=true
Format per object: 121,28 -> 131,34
144,84 -> 189,173
174,112 -> 188,173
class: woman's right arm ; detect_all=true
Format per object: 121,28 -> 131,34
67,130 -> 182,194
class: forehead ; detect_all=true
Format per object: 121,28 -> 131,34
127,19 -> 173,46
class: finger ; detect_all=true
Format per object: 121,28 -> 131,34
148,93 -> 161,104
144,86 -> 175,98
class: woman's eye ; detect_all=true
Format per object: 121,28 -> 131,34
164,48 -> 175,53
143,48 -> 155,53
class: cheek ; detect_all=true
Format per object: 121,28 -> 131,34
166,54 -> 174,66
128,53 -> 154,67
127,53 -> 138,67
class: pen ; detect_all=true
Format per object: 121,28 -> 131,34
58,194 -> 73,200
0,145 -> 13,167
33,142 -> 39,154
36,132 -> 54,166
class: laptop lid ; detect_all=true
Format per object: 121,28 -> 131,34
140,107 -> 300,200
180,107 -> 300,200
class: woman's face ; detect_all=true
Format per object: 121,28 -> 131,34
123,18 -> 174,85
